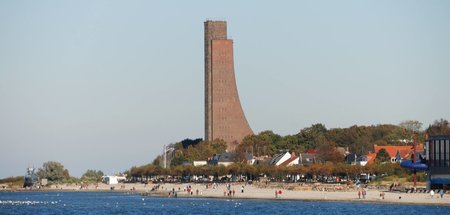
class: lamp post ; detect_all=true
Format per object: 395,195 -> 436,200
413,134 -> 417,188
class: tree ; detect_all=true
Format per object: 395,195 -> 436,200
316,141 -> 344,163
181,138 -> 203,149
399,120 -> 423,132
376,148 -> 390,163
211,139 -> 227,153
81,169 -> 104,183
427,119 -> 450,135
297,124 -> 328,151
170,155 -> 188,167
37,161 -> 68,182
63,169 -> 70,180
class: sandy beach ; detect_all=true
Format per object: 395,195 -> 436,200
143,183 -> 450,206
5,182 -> 448,206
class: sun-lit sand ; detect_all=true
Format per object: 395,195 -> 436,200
146,183 -> 450,205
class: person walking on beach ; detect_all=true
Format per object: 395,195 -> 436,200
241,185 -> 244,193
440,189 -> 444,198
362,189 -> 366,199
379,191 -> 385,200
430,190 -> 435,198
275,190 -> 278,198
358,190 -> 361,199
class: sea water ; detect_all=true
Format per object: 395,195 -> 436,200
0,191 -> 448,215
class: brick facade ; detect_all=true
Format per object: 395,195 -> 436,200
204,20 -> 253,150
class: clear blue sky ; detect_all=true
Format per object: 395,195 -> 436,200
1,1 -> 449,178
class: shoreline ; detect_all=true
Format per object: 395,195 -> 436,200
154,194 -> 450,207
141,190 -> 450,207
2,182 -> 449,206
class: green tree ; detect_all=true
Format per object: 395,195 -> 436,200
37,161 -> 68,182
81,169 -> 104,183
170,155 -> 188,166
211,139 -> 227,153
427,119 -> 450,135
296,124 -> 328,151
376,148 -> 390,163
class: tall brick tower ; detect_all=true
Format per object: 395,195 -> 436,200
204,20 -> 253,150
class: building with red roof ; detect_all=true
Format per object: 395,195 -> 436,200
374,144 -> 423,163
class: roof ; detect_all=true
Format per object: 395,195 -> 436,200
209,152 -> 235,165
279,156 -> 299,167
361,152 -> 377,165
270,152 -> 290,165
217,152 -> 235,162
374,144 -> 424,158
306,150 -> 317,154
397,149 -> 412,160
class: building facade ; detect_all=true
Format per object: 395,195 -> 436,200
426,135 -> 450,189
204,20 -> 253,149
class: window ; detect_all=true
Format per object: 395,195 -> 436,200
433,141 -> 437,167
442,140 -> 445,167
444,140 -> 450,167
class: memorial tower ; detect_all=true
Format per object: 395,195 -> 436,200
204,20 -> 253,150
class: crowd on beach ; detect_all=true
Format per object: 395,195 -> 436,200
138,181 -> 449,205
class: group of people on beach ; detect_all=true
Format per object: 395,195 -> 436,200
223,183 -> 235,197
356,187 -> 446,201
429,189 -> 445,199
357,189 -> 367,199
275,190 -> 282,198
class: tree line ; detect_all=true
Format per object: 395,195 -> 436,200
7,119 -> 446,185
153,119 -> 450,166
33,161 -> 104,184
127,162 -> 418,183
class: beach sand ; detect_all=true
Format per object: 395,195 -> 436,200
147,183 -> 450,206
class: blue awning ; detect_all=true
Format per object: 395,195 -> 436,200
400,160 -> 428,171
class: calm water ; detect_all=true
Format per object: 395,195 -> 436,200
0,191 -> 449,215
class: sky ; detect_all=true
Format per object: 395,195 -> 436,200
0,1 -> 449,178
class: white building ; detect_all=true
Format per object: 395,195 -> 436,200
270,152 -> 292,166
193,161 -> 207,166
102,175 -> 126,185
